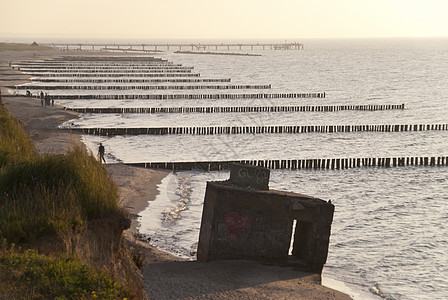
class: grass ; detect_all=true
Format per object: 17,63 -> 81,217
0,42 -> 53,52
0,240 -> 130,299
0,147 -> 122,243
0,61 -> 142,298
0,104 -> 38,166
0,95 -> 137,299
0,104 -> 123,243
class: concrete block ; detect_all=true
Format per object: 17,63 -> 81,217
229,163 -> 270,190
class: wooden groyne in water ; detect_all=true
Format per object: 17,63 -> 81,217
56,92 -> 325,100
23,69 -> 193,74
15,62 -> 181,67
16,65 -> 193,70
23,70 -> 195,76
51,56 -> 171,62
16,84 -> 272,91
66,104 -> 404,114
15,60 -> 182,69
69,123 -> 448,136
29,73 -> 201,78
29,78 -> 232,83
125,156 -> 448,171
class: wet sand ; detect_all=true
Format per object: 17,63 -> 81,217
0,49 -> 351,299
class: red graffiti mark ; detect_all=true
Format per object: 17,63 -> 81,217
224,211 -> 253,244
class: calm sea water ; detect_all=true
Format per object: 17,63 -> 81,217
18,38 -> 448,299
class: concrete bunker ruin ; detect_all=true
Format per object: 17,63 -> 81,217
197,163 -> 335,273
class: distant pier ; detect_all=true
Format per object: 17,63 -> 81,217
42,42 -> 304,52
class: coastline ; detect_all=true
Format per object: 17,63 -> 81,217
0,48 -> 352,299
103,164 -> 169,236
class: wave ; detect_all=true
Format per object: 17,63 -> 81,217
161,173 -> 192,224
370,283 -> 396,300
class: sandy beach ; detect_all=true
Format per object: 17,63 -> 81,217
0,48 -> 351,299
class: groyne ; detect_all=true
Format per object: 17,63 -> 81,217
15,62 -> 180,67
125,156 -> 448,171
28,73 -> 201,78
29,78 -> 232,83
55,92 -> 325,100
23,69 -> 193,74
16,65 -> 193,70
14,62 -> 180,67
68,123 -> 447,136
66,104 -> 404,114
50,56 -> 170,62
16,84 -> 272,90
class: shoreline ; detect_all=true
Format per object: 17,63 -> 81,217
0,48 -> 352,299
103,164 -> 170,235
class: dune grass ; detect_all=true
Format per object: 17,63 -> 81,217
0,102 -> 123,244
0,103 -> 37,166
0,94 -> 135,299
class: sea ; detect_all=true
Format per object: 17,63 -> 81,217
14,38 -> 448,300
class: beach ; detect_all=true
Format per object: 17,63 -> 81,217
0,48 -> 351,299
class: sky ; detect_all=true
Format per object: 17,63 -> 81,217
1,0 -> 448,41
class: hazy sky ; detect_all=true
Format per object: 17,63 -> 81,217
1,0 -> 448,41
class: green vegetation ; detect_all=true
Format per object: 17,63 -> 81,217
0,146 -> 123,243
0,104 -> 122,244
0,241 -> 126,299
0,42 -> 53,52
129,246 -> 144,270
0,101 -> 134,298
0,103 -> 37,166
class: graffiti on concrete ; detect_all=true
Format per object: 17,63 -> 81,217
237,167 -> 269,185
224,211 -> 253,243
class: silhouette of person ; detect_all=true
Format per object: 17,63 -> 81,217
98,143 -> 106,163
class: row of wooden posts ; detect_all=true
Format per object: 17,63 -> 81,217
24,69 -> 194,74
31,78 -> 232,83
17,84 -> 272,91
71,123 -> 447,136
28,72 -> 201,78
56,92 -> 326,100
16,62 -> 180,67
125,156 -> 448,171
23,69 -> 194,74
17,65 -> 193,70
52,56 -> 169,62
67,104 -> 405,114
20,57 -> 446,173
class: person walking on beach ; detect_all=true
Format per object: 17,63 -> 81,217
45,93 -> 50,106
40,91 -> 44,106
98,143 -> 106,164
